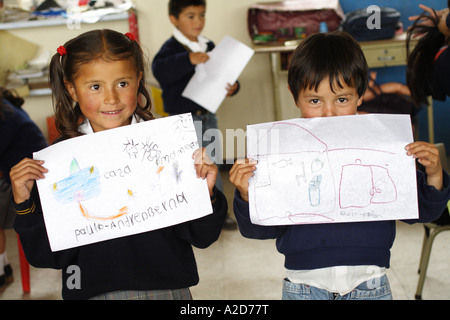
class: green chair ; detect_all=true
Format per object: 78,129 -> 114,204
415,143 -> 450,300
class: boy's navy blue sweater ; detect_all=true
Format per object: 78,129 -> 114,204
234,170 -> 450,270
152,37 -> 215,115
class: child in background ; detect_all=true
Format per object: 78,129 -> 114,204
0,88 -> 47,292
10,29 -> 227,300
407,3 -> 450,106
152,0 -> 238,229
229,32 -> 450,300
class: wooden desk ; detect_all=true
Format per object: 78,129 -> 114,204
253,33 -> 434,141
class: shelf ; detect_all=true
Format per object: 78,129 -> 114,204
0,12 -> 128,31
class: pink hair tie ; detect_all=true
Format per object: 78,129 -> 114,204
125,32 -> 136,42
57,46 -> 67,56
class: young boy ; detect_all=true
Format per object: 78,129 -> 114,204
152,0 -> 238,229
229,32 -> 450,300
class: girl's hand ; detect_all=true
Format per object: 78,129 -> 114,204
406,142 -> 444,191
229,159 -> 257,202
9,158 -> 48,204
193,148 -> 217,196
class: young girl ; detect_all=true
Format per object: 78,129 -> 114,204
10,29 -> 227,300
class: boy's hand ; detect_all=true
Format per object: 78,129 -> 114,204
193,148 -> 217,196
226,82 -> 239,97
229,159 -> 257,202
406,142 -> 444,191
10,158 -> 48,204
189,52 -> 209,65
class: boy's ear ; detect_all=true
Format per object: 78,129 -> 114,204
64,80 -> 78,103
356,95 -> 364,107
169,15 -> 179,27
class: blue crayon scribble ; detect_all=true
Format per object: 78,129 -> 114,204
52,158 -> 101,204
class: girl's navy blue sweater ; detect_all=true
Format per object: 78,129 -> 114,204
13,132 -> 227,300
14,184 -> 227,300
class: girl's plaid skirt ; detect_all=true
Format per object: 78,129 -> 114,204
89,288 -> 192,300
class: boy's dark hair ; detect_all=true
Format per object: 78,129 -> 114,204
288,32 -> 368,104
49,29 -> 153,139
169,0 -> 206,17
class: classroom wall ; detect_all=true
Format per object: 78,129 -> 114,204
340,0 -> 450,153
9,0 -> 450,159
135,0 -> 281,161
140,0 -> 450,158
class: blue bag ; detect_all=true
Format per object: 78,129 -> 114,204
342,7 -> 401,41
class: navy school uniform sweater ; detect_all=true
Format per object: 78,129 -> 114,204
14,184 -> 227,300
0,99 -> 48,182
13,134 -> 228,300
233,169 -> 450,270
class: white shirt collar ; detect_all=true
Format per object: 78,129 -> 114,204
79,115 -> 142,135
172,27 -> 209,53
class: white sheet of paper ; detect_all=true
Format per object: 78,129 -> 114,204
182,36 -> 254,113
34,114 -> 212,252
247,114 -> 418,225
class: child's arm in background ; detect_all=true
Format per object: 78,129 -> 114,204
406,141 -> 444,191
152,45 -> 203,86
409,4 -> 450,37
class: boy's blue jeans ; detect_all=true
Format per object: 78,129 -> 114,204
282,275 -> 393,300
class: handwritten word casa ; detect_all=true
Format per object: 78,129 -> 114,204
104,165 -> 132,180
